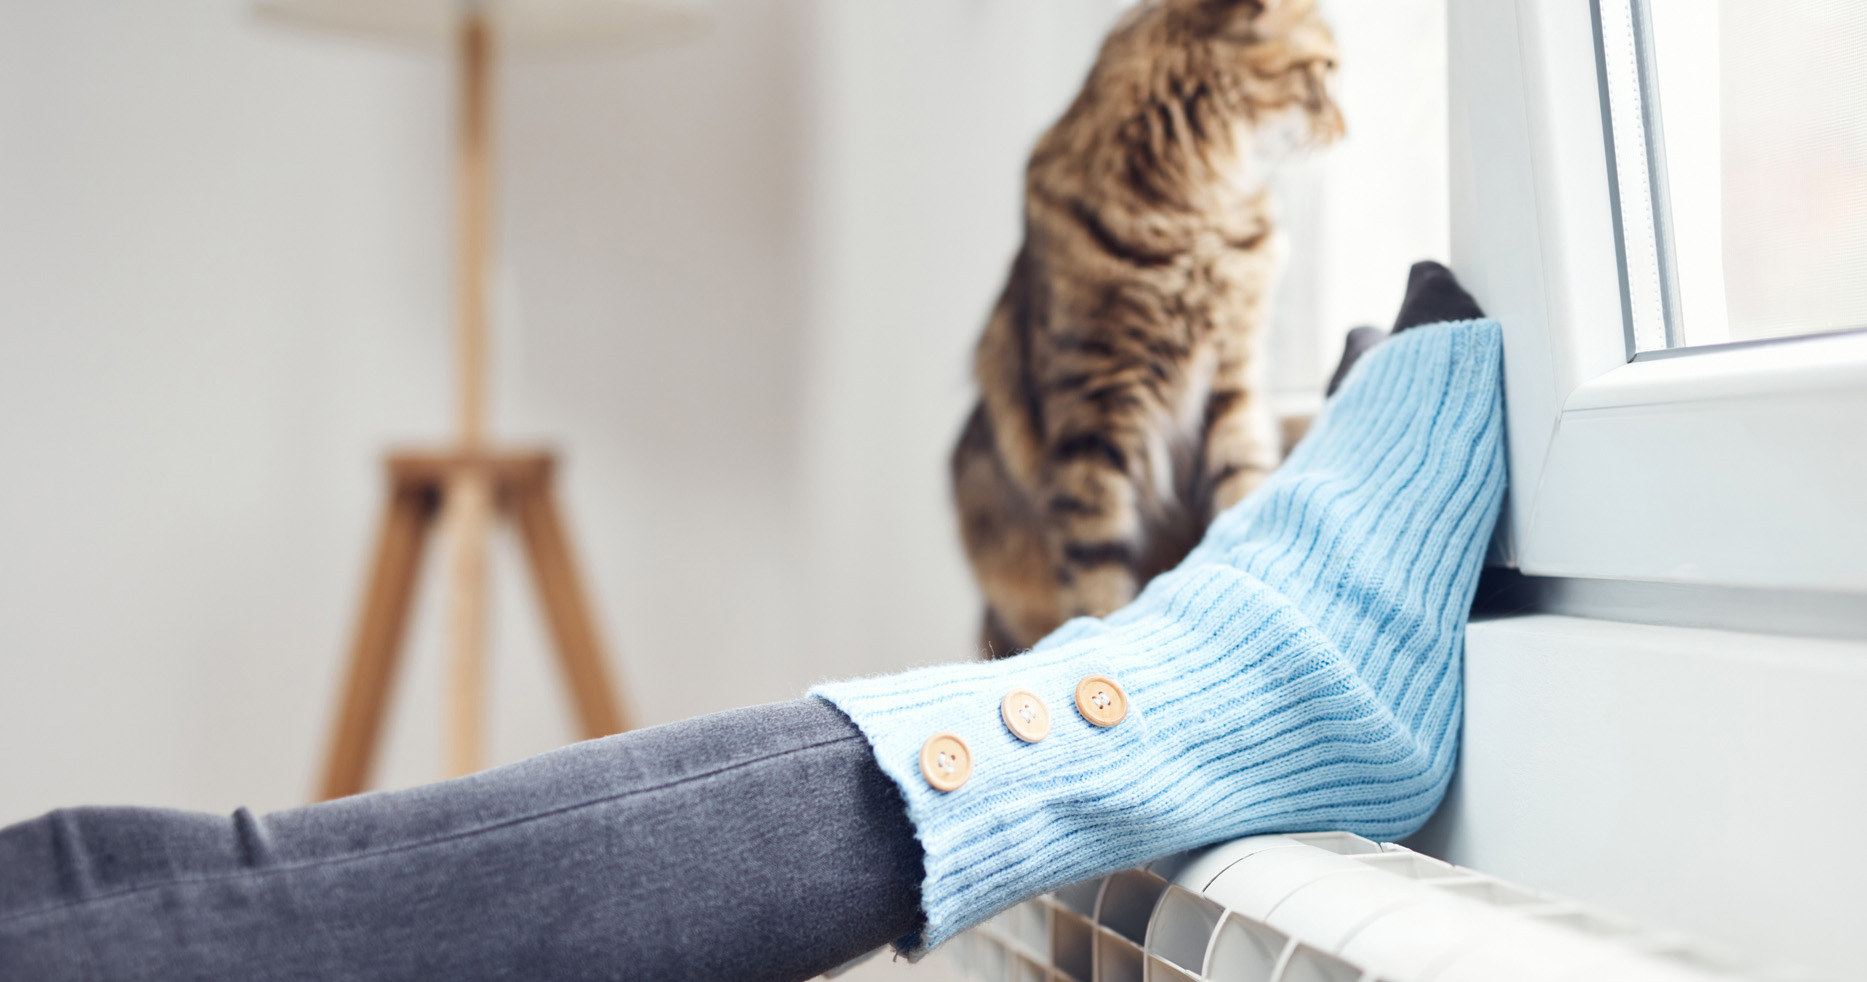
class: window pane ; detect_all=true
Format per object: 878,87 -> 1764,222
1717,1 -> 1867,342
1641,0 -> 1867,347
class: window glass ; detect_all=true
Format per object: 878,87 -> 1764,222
1606,0 -> 1867,350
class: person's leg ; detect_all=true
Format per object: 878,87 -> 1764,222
0,698 -> 921,982
1,269 -> 1501,979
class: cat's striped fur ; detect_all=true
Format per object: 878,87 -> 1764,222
953,0 -> 1343,656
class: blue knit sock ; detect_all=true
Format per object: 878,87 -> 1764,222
812,319 -> 1507,953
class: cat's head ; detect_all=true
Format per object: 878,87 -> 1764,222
1113,0 -> 1345,156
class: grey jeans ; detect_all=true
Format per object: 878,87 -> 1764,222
0,699 -> 924,981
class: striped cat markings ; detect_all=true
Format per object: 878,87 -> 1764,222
953,0 -> 1343,656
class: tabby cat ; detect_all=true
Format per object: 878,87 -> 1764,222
952,0 -> 1343,656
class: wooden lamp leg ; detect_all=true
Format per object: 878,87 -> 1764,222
512,477 -> 632,738
317,478 -> 437,801
442,14 -> 496,780
443,467 -> 495,778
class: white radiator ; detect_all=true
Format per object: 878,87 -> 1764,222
948,833 -> 1786,982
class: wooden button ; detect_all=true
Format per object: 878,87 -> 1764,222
1000,689 -> 1052,743
919,732 -> 973,791
1074,674 -> 1128,727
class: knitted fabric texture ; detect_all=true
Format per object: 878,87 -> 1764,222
812,319 -> 1506,953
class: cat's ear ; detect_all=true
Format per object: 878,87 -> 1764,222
1225,0 -> 1335,68
1194,0 -> 1318,41
1202,0 -> 1266,15
1185,0 -> 1265,38
1238,0 -> 1320,40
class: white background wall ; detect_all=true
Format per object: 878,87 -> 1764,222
0,0 -> 1449,841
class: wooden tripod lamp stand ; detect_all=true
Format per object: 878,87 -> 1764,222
255,0 -> 711,799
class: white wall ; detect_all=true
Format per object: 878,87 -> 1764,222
0,2 -> 453,819
0,0 -> 1449,838
0,0 -> 819,822
797,0 -> 1129,684
497,0 -> 816,736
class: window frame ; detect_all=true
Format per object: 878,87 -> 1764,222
1448,0 -> 1867,593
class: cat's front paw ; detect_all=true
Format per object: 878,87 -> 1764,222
1063,563 -> 1139,622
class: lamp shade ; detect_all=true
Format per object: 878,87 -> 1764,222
254,0 -> 711,55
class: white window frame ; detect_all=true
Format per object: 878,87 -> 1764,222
1448,0 -> 1867,593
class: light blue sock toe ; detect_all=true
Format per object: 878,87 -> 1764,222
812,319 -> 1507,952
